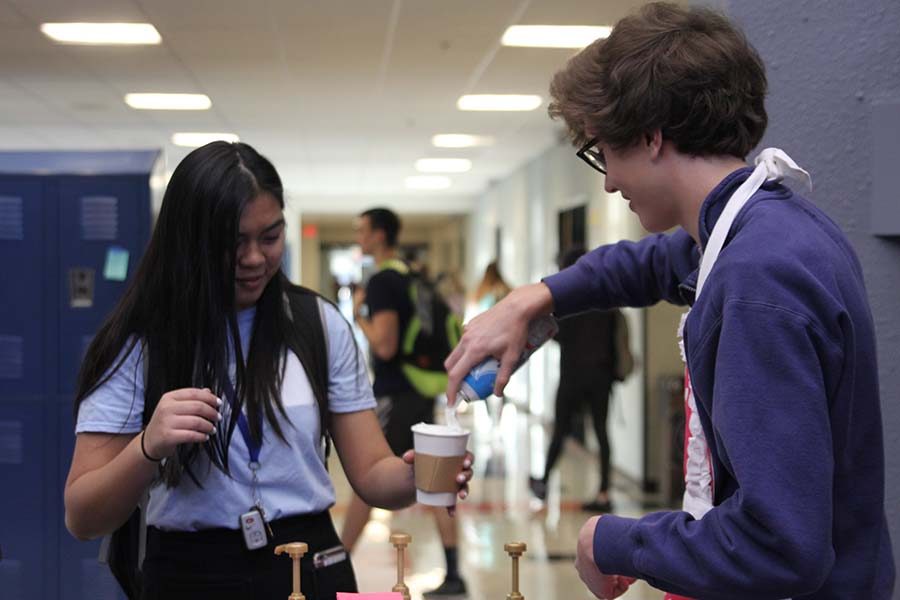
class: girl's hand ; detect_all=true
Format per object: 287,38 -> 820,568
142,387 -> 222,460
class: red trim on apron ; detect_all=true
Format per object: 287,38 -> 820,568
665,367 -> 715,600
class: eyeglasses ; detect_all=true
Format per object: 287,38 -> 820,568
576,137 -> 606,174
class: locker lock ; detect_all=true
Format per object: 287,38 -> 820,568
69,268 -> 95,308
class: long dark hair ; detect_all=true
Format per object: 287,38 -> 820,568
75,141 -> 310,486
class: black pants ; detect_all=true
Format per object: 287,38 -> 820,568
141,512 -> 356,600
543,373 -> 613,493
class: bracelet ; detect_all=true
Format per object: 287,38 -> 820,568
140,430 -> 162,463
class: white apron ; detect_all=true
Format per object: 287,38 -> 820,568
665,149 -> 811,600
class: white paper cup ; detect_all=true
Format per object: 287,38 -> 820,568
411,422 -> 470,506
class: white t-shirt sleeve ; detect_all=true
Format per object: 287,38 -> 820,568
75,337 -> 145,434
321,300 -> 376,413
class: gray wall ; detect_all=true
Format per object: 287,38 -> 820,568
699,0 -> 900,591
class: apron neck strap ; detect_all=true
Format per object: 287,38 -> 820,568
695,148 -> 811,299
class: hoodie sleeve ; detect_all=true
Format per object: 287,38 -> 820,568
543,229 -> 697,317
591,300 -> 836,599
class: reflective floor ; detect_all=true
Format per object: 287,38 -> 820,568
330,400 -> 666,599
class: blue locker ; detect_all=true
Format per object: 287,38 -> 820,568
57,173 -> 151,600
0,176 -> 56,600
0,178 -> 50,396
57,176 -> 148,393
0,151 -> 158,600
0,401 -> 53,600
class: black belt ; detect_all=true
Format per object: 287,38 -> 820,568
146,511 -> 337,558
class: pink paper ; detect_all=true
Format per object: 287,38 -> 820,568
336,594 -> 403,600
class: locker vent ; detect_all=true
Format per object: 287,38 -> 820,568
0,335 -> 23,379
80,196 -> 119,240
0,559 -> 25,600
0,420 -> 23,465
82,558 -> 121,599
0,196 -> 24,240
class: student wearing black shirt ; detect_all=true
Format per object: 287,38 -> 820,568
342,208 -> 469,598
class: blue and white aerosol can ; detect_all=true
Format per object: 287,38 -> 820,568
456,315 -> 559,403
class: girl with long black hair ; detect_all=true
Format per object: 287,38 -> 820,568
64,141 -> 473,600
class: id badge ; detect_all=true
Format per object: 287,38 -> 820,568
239,508 -> 269,550
312,545 -> 348,569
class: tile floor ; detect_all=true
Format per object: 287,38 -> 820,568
329,400 -> 670,599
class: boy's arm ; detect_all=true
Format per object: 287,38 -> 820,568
544,229 -> 696,317
446,230 -> 696,401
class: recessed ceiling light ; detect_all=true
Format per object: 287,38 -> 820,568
405,175 -> 452,190
415,158 -> 472,173
125,93 -> 211,110
501,25 -> 611,49
172,132 -> 239,147
432,134 -> 495,148
40,23 -> 161,45
457,94 -> 542,112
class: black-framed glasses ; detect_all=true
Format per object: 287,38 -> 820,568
576,136 -> 606,174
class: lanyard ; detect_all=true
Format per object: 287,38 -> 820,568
222,377 -> 261,464
222,377 -> 268,521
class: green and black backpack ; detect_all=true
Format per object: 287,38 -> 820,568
381,259 -> 463,398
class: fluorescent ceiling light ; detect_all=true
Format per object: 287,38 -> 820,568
432,134 -> 495,148
415,158 -> 472,173
172,132 -> 239,147
125,93 -> 211,110
501,25 -> 611,49
457,94 -> 542,112
405,175 -> 452,190
41,22 -> 161,45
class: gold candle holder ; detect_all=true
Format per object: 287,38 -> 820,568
390,532 -> 412,600
274,542 -> 308,600
504,542 -> 527,600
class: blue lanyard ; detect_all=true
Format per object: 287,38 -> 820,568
223,377 -> 261,464
223,371 -> 271,528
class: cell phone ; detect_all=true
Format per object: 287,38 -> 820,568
312,545 -> 348,569
239,509 -> 269,551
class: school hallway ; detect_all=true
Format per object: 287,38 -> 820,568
1,1 -> 898,599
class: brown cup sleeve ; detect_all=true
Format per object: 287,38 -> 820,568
414,452 -> 466,493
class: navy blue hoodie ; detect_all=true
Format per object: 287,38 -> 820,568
544,168 -> 894,599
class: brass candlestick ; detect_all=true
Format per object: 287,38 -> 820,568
390,532 -> 412,600
504,542 -> 527,600
274,542 -> 308,600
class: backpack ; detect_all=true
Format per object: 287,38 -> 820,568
100,284 -> 331,599
380,260 -> 463,398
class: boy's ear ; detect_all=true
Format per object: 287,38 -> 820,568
645,129 -> 663,159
